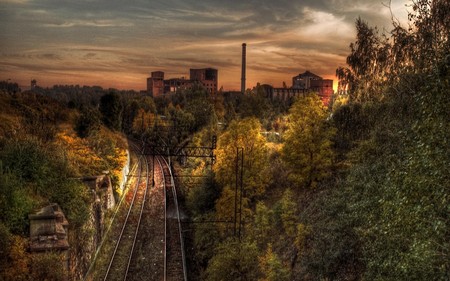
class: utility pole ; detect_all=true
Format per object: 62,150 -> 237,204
234,147 -> 244,239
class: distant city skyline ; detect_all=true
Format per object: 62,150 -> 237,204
0,0 -> 410,91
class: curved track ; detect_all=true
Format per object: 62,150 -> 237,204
156,157 -> 187,281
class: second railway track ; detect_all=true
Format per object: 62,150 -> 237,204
102,153 -> 150,281
156,156 -> 187,281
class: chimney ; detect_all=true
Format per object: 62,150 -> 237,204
241,43 -> 246,93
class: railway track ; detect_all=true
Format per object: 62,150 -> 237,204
87,146 -> 185,280
156,156 -> 187,281
102,153 -> 150,281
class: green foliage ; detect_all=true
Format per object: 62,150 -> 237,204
192,213 -> 221,271
297,187 -> 362,280
331,102 -> 368,154
167,86 -> 216,133
99,92 -> 123,131
190,2 -> 449,280
343,95 -> 449,280
7,93 -> 69,142
279,189 -> 297,237
0,139 -> 90,230
186,171 -> 221,217
259,244 -> 290,281
30,252 -> 67,281
337,0 -> 449,102
185,91 -> 215,131
331,1 -> 450,278
166,103 -> 195,144
239,85 -> 272,120
122,96 -> 157,135
294,223 -> 311,253
0,169 -> 34,234
75,107 -> 101,138
282,94 -> 335,188
1,139 -> 66,193
205,238 -> 260,281
0,87 -> 127,279
251,202 -> 274,248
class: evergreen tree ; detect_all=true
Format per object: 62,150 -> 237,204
99,92 -> 123,131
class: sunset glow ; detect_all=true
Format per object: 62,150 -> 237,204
0,0 -> 409,91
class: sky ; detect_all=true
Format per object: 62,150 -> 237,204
0,0 -> 410,91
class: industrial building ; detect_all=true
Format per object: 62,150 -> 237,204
146,68 -> 218,97
259,71 -> 334,106
292,71 -> 333,105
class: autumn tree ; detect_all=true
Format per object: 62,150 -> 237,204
214,118 -> 270,224
278,188 -> 297,237
251,202 -> 274,248
259,244 -> 290,281
282,94 -> 335,188
205,239 -> 260,281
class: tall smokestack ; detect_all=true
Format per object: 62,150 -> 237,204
241,43 -> 246,93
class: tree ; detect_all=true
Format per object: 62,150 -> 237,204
259,244 -> 290,281
279,189 -> 297,237
75,107 -> 101,138
213,118 -> 270,225
251,202 -> 274,248
121,99 -> 140,134
331,1 -> 450,279
282,94 -> 335,188
0,173 -> 34,235
99,92 -> 123,131
214,118 -> 270,199
205,239 -> 260,281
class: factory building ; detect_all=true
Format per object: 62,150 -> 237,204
146,68 -> 218,97
292,71 -> 333,105
147,71 -> 165,97
256,71 -> 334,106
190,68 -> 218,94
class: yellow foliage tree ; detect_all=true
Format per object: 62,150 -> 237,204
214,118 -> 270,226
282,93 -> 335,188
259,244 -> 290,281
132,109 -> 156,134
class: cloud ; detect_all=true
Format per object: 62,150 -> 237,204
43,20 -> 134,28
0,0 -> 412,90
0,0 -> 29,3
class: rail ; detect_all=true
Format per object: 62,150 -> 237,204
157,156 -> 187,281
102,151 -> 150,281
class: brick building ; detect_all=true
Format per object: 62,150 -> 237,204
292,71 -> 333,105
146,67 -> 218,97
147,71 -> 165,97
189,68 -> 218,94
